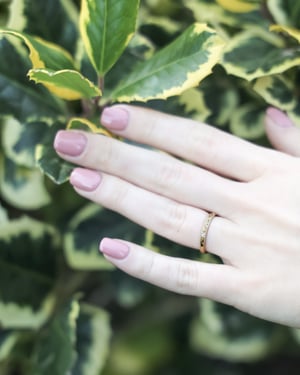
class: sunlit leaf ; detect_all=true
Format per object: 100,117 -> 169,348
112,23 -> 225,102
80,0 -> 140,75
28,69 -> 102,100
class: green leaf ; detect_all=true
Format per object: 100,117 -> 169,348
31,299 -> 79,375
0,216 -> 59,329
8,0 -> 79,55
0,331 -> 19,362
0,156 -> 51,210
0,37 -> 65,121
2,117 -> 51,168
190,299 -> 287,362
80,0 -> 140,75
230,104 -> 266,140
35,121 -> 74,184
268,0 -> 300,29
112,23 -> 225,102
222,30 -> 300,81
64,203 -> 145,270
67,117 -> 113,136
0,29 -> 75,70
28,69 -> 102,100
253,75 -> 296,111
71,304 -> 111,375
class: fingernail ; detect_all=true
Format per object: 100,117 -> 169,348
54,131 -> 87,156
266,107 -> 294,128
99,238 -> 129,260
70,168 -> 101,192
101,106 -> 129,131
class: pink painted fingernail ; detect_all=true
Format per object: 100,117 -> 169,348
266,107 -> 294,128
101,106 -> 129,131
70,168 -> 101,192
54,131 -> 87,156
99,238 -> 129,260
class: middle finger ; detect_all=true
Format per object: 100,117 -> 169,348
54,130 -> 242,218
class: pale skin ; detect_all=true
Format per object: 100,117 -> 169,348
54,105 -> 300,327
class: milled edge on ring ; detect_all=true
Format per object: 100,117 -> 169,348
200,212 -> 216,254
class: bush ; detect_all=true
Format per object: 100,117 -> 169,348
0,0 -> 300,374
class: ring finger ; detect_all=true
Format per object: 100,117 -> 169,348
70,167 -> 238,259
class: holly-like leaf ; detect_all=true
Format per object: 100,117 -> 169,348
0,331 -> 19,362
270,24 -> 300,43
253,75 -> 296,111
64,203 -> 145,270
0,216 -> 59,329
190,299 -> 287,362
0,37 -> 65,121
67,117 -> 112,136
216,0 -> 259,13
0,156 -> 51,210
71,304 -> 111,375
28,69 -> 102,100
0,29 -> 75,70
267,0 -> 300,29
80,0 -> 140,75
230,104 -> 266,140
35,121 -> 74,184
222,30 -> 300,81
31,299 -> 79,375
112,23 -> 225,102
8,0 -> 79,55
2,117 -> 51,168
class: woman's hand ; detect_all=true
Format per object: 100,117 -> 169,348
54,105 -> 300,327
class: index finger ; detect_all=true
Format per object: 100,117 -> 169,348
101,105 -> 282,181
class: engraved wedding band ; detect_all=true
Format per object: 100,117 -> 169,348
200,212 -> 216,254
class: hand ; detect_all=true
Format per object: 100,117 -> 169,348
54,105 -> 300,327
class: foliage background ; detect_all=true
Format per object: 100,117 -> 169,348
0,0 -> 300,374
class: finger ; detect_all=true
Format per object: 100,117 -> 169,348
69,168 -> 237,259
54,130 -> 241,217
100,105 -> 281,181
265,108 -> 300,157
99,238 -> 241,305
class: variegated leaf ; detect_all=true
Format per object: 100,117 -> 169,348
190,299 -> 287,362
64,203 -> 145,270
71,304 -> 111,375
28,69 -> 102,100
80,0 -> 140,75
222,30 -> 300,81
0,30 -> 75,70
0,156 -> 51,210
112,23 -> 225,102
0,216 -> 59,329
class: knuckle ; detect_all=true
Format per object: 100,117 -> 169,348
189,124 -> 218,163
155,156 -> 183,191
102,179 -> 129,209
174,259 -> 199,293
159,200 -> 187,236
94,136 -> 116,169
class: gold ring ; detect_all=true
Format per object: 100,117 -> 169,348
200,212 -> 216,254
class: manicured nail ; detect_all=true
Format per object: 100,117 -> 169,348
266,107 -> 294,128
54,131 -> 87,156
99,238 -> 129,260
101,106 -> 129,131
70,168 -> 101,192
